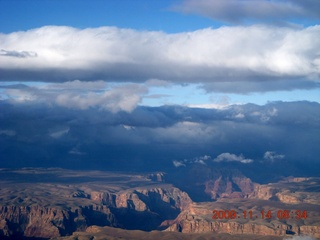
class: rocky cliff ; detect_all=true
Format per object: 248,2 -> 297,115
165,206 -> 320,238
166,212 -> 290,235
0,169 -> 192,239
0,186 -> 192,238
204,176 -> 255,200
1,168 -> 320,239
167,164 -> 257,201
249,177 -> 320,205
52,225 -> 285,240
90,187 -> 191,212
0,205 -> 115,239
89,187 -> 192,230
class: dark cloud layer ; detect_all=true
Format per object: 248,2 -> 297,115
203,79 -> 320,93
0,101 -> 319,182
174,0 -> 320,24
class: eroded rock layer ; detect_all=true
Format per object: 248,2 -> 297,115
0,168 -> 191,238
0,168 -> 319,239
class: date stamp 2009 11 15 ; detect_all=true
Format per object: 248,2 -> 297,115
212,209 -> 307,220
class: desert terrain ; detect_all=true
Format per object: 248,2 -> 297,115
0,168 -> 319,239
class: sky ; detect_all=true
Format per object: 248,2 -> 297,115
0,0 -> 320,179
0,0 -> 319,107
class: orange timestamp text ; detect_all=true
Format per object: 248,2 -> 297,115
212,209 -> 307,220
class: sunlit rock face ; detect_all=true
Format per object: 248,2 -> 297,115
204,176 -> 255,200
0,169 -> 192,238
1,169 -> 320,239
0,205 -> 115,238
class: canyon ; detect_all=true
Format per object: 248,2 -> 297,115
165,198 -> 320,238
0,168 -> 191,239
0,168 -> 319,239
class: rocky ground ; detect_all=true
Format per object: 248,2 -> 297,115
52,225 -> 284,240
0,168 -> 319,239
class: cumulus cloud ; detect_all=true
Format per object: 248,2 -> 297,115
264,151 -> 285,162
173,0 -> 320,24
151,121 -> 216,144
2,81 -> 147,112
173,160 -> 186,167
4,88 -> 38,102
250,107 -> 278,122
214,153 -> 253,163
122,125 -> 136,130
173,155 -> 212,167
195,155 -> 211,164
0,25 -> 319,93
55,84 -> 147,112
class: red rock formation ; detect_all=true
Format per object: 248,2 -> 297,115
204,176 -> 255,200
166,210 -> 320,238
0,186 -> 192,238
300,225 -> 320,238
249,184 -> 280,200
90,187 -> 192,213
0,205 -> 116,239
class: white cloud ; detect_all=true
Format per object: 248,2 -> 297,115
264,151 -> 285,162
214,153 -> 253,163
152,121 -> 216,145
173,155 -> 212,167
251,107 -> 278,122
187,103 -> 230,109
5,89 -> 37,102
122,125 -> 135,130
201,155 -> 211,160
55,84 -> 146,112
194,155 -> 211,165
3,81 -> 147,112
0,25 -> 319,93
50,128 -> 69,139
189,95 -> 231,109
268,107 -> 278,117
173,160 -> 186,167
234,112 -> 245,119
